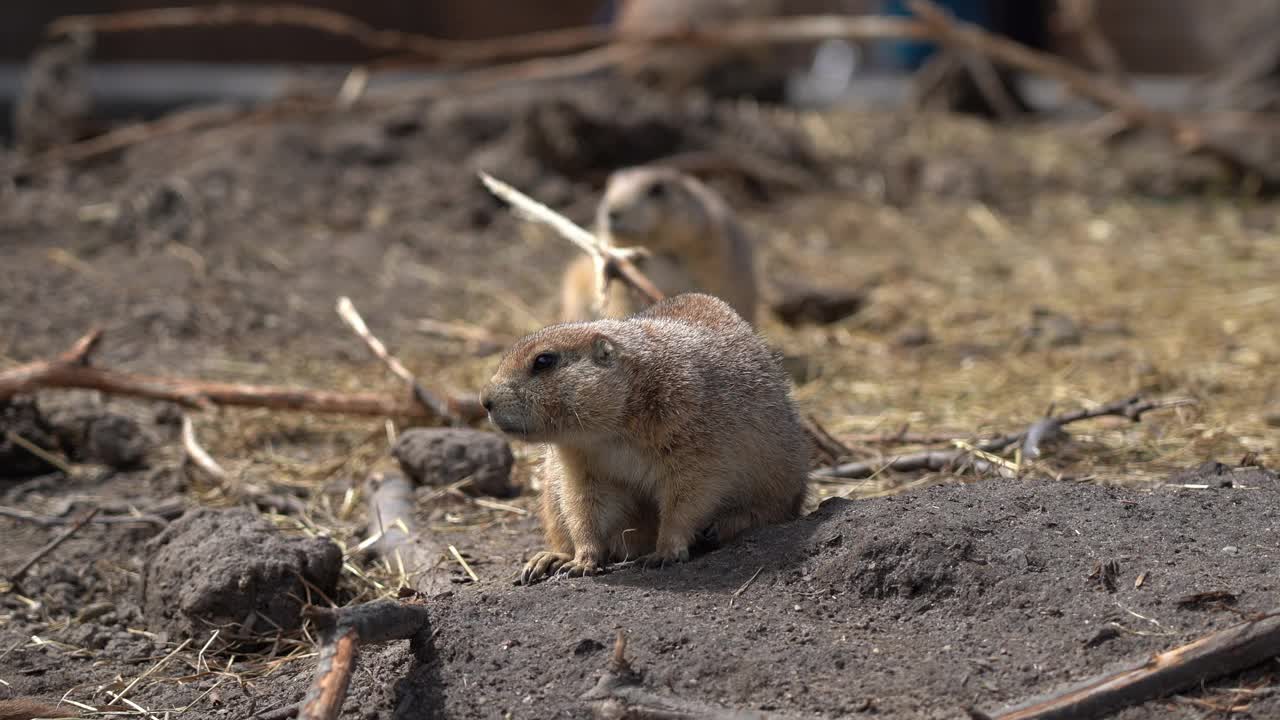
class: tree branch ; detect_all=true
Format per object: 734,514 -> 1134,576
0,330 -> 486,423
813,396 -> 1193,480
295,600 -> 432,720
47,4 -> 612,66
480,172 -> 664,305
990,609 -> 1280,720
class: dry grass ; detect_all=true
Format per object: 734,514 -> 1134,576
756,110 -> 1278,498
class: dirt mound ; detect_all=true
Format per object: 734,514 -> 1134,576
358,469 -> 1280,719
141,508 -> 342,642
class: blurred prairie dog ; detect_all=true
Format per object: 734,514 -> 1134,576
482,293 -> 809,585
0,698 -> 79,720
561,167 -> 758,324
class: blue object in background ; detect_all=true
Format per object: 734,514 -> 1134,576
882,0 -> 991,69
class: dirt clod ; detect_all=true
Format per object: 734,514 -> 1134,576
141,508 -> 341,641
0,398 -> 62,478
1023,306 -> 1083,349
393,428 -> 515,498
770,282 -> 865,326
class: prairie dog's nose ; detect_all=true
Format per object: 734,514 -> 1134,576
606,208 -> 624,227
480,392 -> 494,413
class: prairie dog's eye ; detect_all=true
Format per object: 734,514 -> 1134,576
531,352 -> 558,373
645,182 -> 668,200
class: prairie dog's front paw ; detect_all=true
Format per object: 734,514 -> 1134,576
559,558 -> 604,577
558,549 -> 606,578
638,544 -> 690,569
518,551 -> 571,586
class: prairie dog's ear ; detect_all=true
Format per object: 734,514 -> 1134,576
591,334 -> 617,365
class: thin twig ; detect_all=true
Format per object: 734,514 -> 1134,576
0,505 -> 167,527
181,415 -> 229,480
5,430 -> 76,476
479,172 -> 664,305
814,396 -> 1193,480
732,567 -> 765,598
448,545 -> 479,583
337,297 -> 460,424
8,507 -> 100,583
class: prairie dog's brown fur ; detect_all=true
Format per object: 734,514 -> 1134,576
0,698 -> 79,720
482,293 -> 808,585
561,167 -> 758,325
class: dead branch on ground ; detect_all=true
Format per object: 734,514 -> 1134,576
48,7 -> 928,67
989,608 -> 1280,720
480,172 -> 664,308
800,415 -> 852,465
845,427 -> 975,446
7,507 -> 99,584
0,505 -> 168,528
290,599 -> 432,720
337,297 -> 462,425
0,329 -> 486,423
364,472 -> 451,594
813,396 -> 1193,480
47,4 -> 611,66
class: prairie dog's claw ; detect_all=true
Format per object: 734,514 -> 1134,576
518,551 -> 571,586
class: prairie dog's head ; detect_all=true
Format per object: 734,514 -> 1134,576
597,168 -> 712,254
481,323 -> 630,443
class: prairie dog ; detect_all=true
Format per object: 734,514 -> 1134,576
561,167 -> 758,325
0,698 -> 79,720
481,293 -> 808,585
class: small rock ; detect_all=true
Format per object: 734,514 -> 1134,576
1222,546 -> 1240,556
1003,548 -> 1029,570
572,638 -> 605,656
894,324 -> 933,348
142,508 -> 341,640
770,282 -> 865,327
393,428 -> 516,497
1264,410 -> 1280,428
1025,307 -> 1082,349
84,413 -> 151,468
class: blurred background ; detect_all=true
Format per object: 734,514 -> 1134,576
3,0 -> 1268,144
